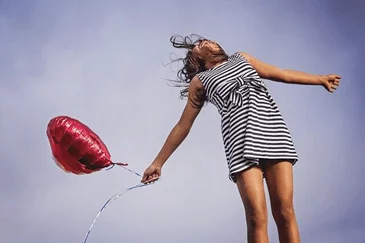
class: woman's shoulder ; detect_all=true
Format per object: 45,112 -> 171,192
230,52 -> 246,60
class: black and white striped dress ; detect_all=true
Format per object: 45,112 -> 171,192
197,52 -> 298,182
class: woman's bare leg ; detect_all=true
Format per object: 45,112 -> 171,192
236,166 -> 269,242
263,160 -> 300,243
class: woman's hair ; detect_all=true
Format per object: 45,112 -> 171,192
168,34 -> 228,107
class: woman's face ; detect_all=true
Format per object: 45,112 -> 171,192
192,40 -> 220,57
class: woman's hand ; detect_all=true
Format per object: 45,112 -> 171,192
141,163 -> 162,184
321,74 -> 341,93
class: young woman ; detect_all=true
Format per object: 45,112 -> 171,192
141,34 -> 341,243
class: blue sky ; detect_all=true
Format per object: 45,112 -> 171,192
0,0 -> 364,242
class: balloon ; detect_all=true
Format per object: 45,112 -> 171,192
46,116 -> 154,243
46,115 -> 127,174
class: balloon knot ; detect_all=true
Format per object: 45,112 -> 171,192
114,162 -> 128,167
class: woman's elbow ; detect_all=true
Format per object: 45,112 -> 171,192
175,122 -> 191,136
260,70 -> 289,83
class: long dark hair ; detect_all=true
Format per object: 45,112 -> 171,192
168,34 -> 228,107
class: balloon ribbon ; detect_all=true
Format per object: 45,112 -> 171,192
83,165 -> 159,243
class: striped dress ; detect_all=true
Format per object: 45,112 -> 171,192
197,52 -> 298,182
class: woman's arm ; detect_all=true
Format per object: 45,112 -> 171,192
141,76 -> 204,183
240,52 -> 341,92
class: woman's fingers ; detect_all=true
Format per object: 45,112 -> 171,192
144,174 -> 160,184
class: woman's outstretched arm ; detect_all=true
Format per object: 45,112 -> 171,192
240,52 -> 341,93
141,76 -> 204,184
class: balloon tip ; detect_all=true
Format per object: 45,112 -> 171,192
114,162 -> 128,166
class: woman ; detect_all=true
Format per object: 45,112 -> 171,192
141,34 -> 341,243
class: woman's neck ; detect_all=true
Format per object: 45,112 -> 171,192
205,60 -> 227,69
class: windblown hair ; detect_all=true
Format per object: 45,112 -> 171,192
168,34 -> 228,107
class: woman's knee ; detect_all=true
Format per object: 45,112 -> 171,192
271,200 -> 296,224
246,207 -> 268,229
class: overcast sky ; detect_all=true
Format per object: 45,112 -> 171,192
0,0 -> 364,242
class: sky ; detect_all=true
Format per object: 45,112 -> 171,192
0,0 -> 364,243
